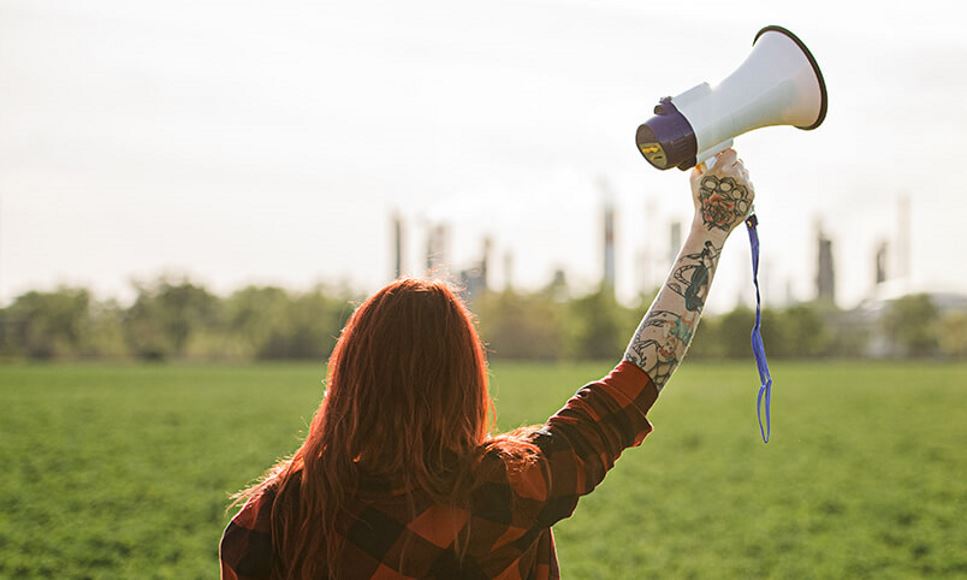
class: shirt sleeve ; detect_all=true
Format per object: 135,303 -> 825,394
219,490 -> 276,580
510,360 -> 659,528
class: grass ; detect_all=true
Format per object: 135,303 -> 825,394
0,361 -> 965,578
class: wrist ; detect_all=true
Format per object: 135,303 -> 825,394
689,218 -> 732,243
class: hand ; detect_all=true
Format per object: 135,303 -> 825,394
689,148 -> 755,236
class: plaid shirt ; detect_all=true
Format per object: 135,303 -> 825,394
220,361 -> 658,579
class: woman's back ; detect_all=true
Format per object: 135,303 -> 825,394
220,361 -> 656,579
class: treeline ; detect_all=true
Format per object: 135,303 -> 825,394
475,288 -> 967,360
1,277 -> 965,361
0,279 -> 358,361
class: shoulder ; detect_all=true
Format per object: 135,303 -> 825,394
219,488 -> 278,579
477,429 -> 544,481
235,488 -> 277,530
470,430 -> 549,522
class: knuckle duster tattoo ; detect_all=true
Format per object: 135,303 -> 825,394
698,175 -> 752,232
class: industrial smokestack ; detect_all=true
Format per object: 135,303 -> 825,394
392,211 -> 404,280
481,236 -> 492,292
668,221 -> 682,271
425,223 -> 449,278
816,228 -> 835,304
875,239 -> 888,286
596,176 -> 617,296
603,200 -> 616,293
503,250 -> 514,291
896,194 -> 911,283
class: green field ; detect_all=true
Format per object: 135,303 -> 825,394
1,361 -> 966,579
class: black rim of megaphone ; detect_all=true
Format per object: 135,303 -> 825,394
754,25 -> 827,130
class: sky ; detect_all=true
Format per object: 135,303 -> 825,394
2,0 -> 966,312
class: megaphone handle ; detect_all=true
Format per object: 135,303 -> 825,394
695,139 -> 734,173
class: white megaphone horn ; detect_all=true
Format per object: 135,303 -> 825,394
635,25 -> 828,171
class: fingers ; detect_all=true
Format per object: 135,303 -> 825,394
715,148 -> 738,169
691,149 -> 737,179
714,150 -> 749,181
690,148 -> 752,191
712,150 -> 755,201
733,159 -> 749,180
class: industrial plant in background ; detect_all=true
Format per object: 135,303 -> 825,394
387,187 -> 967,361
2,194 -> 966,363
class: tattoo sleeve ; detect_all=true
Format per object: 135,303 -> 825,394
623,228 -> 726,390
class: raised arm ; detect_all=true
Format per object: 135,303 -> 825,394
624,149 -> 755,389
498,150 -> 755,530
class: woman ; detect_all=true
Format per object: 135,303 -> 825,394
220,150 -> 754,579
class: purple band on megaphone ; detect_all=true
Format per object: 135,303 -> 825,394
635,98 -> 698,171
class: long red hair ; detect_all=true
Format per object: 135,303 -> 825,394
233,278 -> 530,578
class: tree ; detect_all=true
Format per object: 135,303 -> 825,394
475,290 -> 564,360
223,286 -> 292,358
718,305 -> 755,359
0,288 -> 93,359
565,287 -> 626,360
86,299 -> 127,358
783,304 -> 830,357
939,312 -> 967,359
123,277 -> 221,360
882,294 -> 940,357
685,314 -> 722,359
758,308 -> 789,358
256,286 -> 356,360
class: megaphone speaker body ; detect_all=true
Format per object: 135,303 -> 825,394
636,25 -> 827,171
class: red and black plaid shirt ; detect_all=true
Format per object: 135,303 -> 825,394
220,361 -> 658,579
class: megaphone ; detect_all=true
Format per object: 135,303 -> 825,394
635,25 -> 827,171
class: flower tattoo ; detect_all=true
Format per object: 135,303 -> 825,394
698,175 -> 752,232
624,309 -> 698,389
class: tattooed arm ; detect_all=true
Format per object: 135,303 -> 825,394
623,149 -> 755,389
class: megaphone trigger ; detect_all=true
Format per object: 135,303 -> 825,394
696,139 -> 734,170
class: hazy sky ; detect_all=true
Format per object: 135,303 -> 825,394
3,0 -> 966,311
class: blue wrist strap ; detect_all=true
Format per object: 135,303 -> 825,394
746,214 -> 773,443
